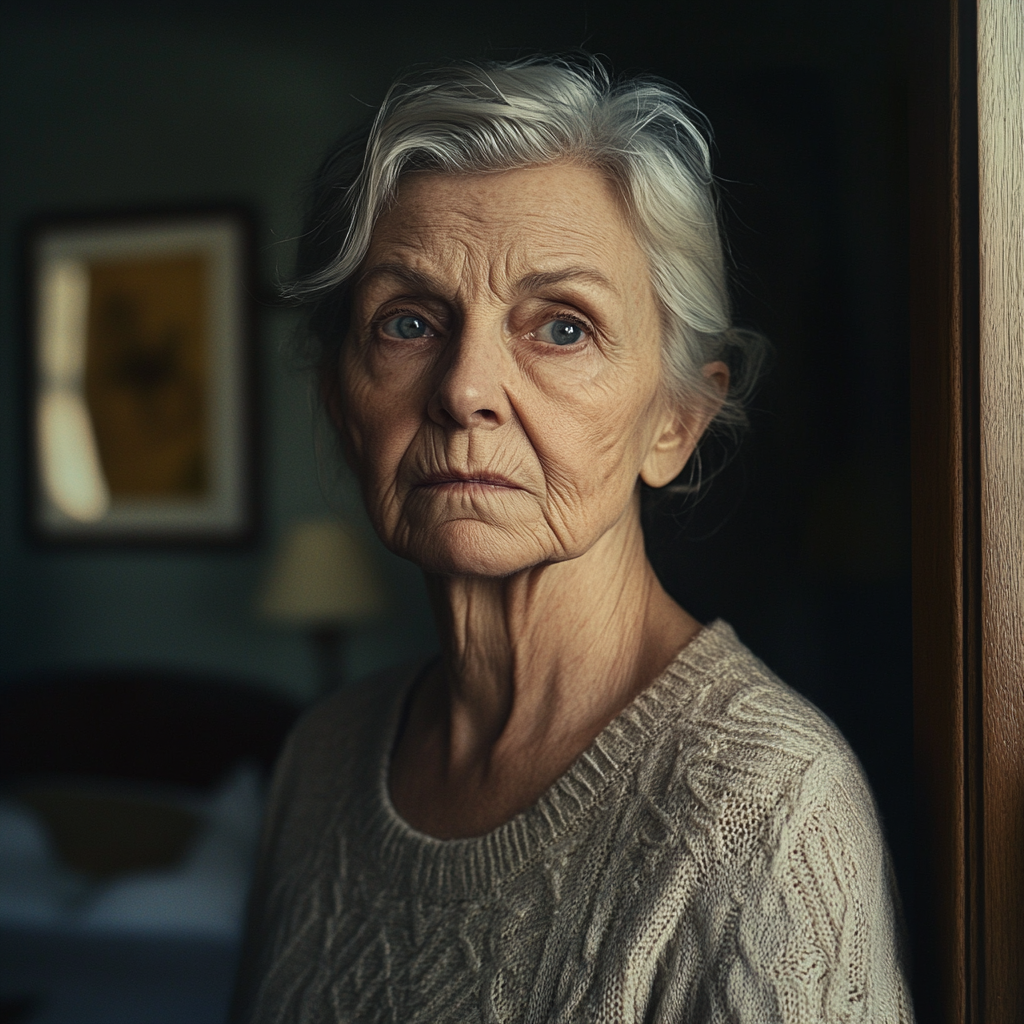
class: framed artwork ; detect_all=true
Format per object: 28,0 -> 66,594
24,209 -> 258,544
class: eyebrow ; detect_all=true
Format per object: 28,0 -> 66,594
356,263 -> 445,294
513,267 -> 618,296
356,263 -> 618,298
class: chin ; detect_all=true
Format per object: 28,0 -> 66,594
396,519 -> 556,579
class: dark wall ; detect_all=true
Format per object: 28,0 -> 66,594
0,0 -> 912,967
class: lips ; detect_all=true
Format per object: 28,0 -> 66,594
416,470 -> 522,489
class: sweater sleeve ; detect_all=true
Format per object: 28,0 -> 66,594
726,751 -> 915,1024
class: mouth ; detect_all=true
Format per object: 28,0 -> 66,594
416,470 -> 523,491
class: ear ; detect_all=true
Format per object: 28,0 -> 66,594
640,361 -> 729,488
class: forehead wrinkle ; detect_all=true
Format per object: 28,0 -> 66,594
365,180 -> 645,308
356,237 -> 478,302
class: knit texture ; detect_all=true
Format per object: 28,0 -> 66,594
232,621 -> 914,1023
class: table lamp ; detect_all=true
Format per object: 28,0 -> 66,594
259,519 -> 386,696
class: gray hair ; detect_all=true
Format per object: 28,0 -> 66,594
291,55 -> 764,452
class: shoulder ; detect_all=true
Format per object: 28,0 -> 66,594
650,621 -> 881,862
283,659 -> 415,769
644,623 -> 912,1020
667,620 -> 862,771
259,659 -> 422,855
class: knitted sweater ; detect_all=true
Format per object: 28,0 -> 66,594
232,620 -> 914,1023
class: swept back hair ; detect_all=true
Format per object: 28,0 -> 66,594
290,55 -> 765,481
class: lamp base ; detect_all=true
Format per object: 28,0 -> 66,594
310,626 -> 347,698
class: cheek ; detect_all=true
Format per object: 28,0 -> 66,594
526,365 -> 662,494
338,353 -> 389,478
339,355 -> 426,493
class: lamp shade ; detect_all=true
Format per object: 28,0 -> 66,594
259,520 -> 386,626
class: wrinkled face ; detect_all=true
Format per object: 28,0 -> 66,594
336,161 -> 692,577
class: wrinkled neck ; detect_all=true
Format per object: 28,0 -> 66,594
423,502 -> 696,766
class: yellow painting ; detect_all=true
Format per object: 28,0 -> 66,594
84,256 -> 209,499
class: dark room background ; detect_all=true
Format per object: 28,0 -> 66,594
0,0 -> 912,1006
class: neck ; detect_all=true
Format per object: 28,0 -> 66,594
422,499 -> 700,771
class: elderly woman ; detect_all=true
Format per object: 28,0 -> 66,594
233,58 -> 913,1023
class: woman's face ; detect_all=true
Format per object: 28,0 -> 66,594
336,162 -> 703,577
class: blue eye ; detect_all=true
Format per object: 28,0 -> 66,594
537,319 -> 586,346
382,314 -> 434,340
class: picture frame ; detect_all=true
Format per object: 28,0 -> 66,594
23,208 -> 258,545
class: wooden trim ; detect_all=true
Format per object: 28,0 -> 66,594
977,2 -> 1024,1020
909,0 -> 978,1020
913,0 -> 1024,1020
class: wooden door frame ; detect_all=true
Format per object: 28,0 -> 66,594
911,0 -> 1023,1021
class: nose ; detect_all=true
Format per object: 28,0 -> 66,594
427,321 -> 511,430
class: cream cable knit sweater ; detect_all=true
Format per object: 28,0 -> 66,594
232,620 -> 914,1023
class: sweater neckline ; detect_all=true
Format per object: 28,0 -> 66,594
362,618 -> 739,899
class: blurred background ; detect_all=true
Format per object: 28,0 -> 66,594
0,0 -> 911,1021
